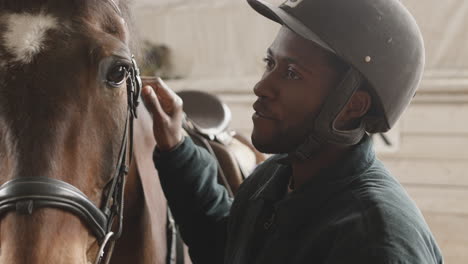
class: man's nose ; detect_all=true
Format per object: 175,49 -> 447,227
253,73 -> 277,99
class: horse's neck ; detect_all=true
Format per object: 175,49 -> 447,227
111,163 -> 147,263
111,107 -> 170,264
111,163 -> 168,264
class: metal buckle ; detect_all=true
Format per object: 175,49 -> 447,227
127,55 -> 142,119
94,232 -> 115,264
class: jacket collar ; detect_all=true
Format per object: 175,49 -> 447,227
249,135 -> 376,233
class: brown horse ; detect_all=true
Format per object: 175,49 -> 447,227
0,0 -> 173,263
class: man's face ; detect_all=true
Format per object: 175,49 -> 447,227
251,27 -> 345,154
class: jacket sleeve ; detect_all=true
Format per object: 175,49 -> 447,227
153,136 -> 232,264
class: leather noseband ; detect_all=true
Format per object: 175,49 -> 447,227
0,177 -> 108,239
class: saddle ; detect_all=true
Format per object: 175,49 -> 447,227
177,90 -> 265,196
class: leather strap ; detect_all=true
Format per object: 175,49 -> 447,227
0,177 -> 108,239
292,68 -> 366,160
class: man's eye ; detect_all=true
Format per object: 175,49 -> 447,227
263,57 -> 275,70
107,65 -> 128,87
286,68 -> 301,80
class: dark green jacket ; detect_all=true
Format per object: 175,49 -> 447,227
154,136 -> 443,264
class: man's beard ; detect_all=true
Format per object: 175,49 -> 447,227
251,114 -> 315,155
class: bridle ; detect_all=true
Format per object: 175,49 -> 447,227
0,55 -> 141,263
0,12 -> 142,263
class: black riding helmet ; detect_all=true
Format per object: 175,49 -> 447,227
247,0 -> 425,159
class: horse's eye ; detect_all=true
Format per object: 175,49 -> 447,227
107,65 -> 128,87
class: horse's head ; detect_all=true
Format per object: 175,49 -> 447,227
0,0 -> 140,263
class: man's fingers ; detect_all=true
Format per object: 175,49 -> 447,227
154,77 -> 183,107
142,85 -> 167,120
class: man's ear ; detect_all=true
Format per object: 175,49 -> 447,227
335,90 -> 372,130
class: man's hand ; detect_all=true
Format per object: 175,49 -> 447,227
141,77 -> 184,151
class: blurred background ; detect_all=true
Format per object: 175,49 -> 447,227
132,0 -> 468,262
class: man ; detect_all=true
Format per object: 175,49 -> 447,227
142,0 -> 443,263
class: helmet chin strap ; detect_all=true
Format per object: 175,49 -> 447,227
289,67 -> 366,161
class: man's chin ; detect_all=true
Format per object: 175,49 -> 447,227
251,130 -> 307,155
252,142 -> 276,154
251,136 -> 288,154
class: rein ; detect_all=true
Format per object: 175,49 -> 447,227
0,58 -> 142,264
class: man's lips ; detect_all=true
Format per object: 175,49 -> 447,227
252,101 -> 277,120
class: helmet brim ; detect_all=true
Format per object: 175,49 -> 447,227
247,0 -> 336,54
